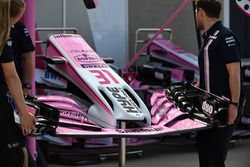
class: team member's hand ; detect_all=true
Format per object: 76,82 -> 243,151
194,81 -> 200,87
228,104 -> 238,125
20,111 -> 36,136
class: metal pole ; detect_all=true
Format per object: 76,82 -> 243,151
62,0 -> 67,33
119,121 -> 126,167
223,0 -> 230,28
192,1 -> 202,50
23,0 -> 37,161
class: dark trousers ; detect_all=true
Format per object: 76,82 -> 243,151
196,125 -> 235,167
0,94 -> 25,167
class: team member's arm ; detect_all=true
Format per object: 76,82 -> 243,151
219,33 -> 241,125
1,61 -> 36,135
226,62 -> 241,125
22,51 -> 34,95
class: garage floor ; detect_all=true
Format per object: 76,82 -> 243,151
48,138 -> 250,167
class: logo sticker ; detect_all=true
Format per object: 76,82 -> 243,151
107,87 -> 141,114
74,54 -> 100,62
202,101 -> 214,116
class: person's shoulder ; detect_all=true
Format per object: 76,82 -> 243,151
216,25 -> 240,50
219,25 -> 236,38
218,26 -> 238,42
13,21 -> 27,31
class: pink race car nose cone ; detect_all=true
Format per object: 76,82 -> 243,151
236,0 -> 250,16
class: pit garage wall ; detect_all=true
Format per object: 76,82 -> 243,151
36,0 -> 198,68
36,0 -> 95,50
128,0 -> 199,61
36,0 -> 128,68
87,0 -> 129,68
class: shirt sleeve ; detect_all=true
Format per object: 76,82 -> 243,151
16,22 -> 35,53
218,32 -> 241,64
0,41 -> 14,63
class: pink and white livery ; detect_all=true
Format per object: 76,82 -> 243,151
28,33 -> 213,138
46,34 -> 151,129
